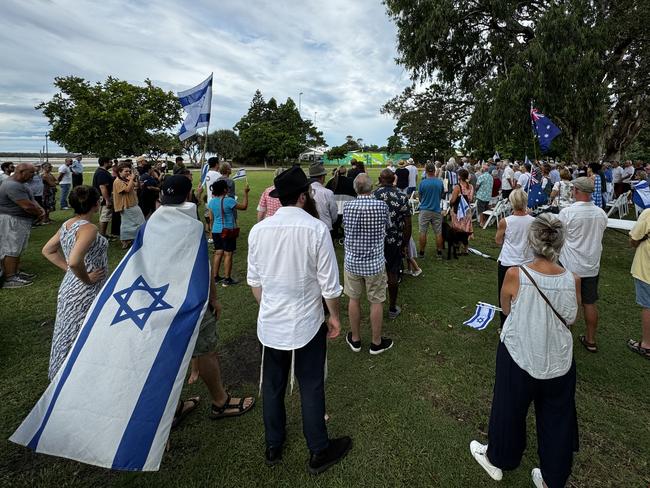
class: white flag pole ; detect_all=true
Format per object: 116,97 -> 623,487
198,72 -> 213,167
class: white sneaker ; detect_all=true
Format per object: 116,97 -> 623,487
470,440 -> 503,481
531,468 -> 544,488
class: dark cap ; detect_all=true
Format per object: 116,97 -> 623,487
160,175 -> 192,205
269,166 -> 310,198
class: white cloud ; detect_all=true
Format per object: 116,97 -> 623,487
0,0 -> 409,153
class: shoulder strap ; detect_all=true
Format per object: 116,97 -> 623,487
519,266 -> 569,327
220,196 -> 225,223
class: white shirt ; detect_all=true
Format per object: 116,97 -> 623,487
517,172 -> 530,190
558,201 -> 608,277
58,164 -> 72,185
498,215 -> 536,266
623,166 -> 635,180
247,206 -> 342,350
612,166 -> 624,183
406,164 -> 418,188
501,266 -> 577,379
311,180 -> 338,230
204,169 -> 221,195
501,166 -> 514,190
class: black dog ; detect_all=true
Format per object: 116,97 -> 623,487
441,220 -> 469,260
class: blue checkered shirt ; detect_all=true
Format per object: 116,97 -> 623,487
343,195 -> 389,276
592,175 -> 603,207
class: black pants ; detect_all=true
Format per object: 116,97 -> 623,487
497,262 -> 512,326
502,189 -> 512,200
111,209 -> 121,237
72,173 -> 83,187
262,323 -> 329,453
487,342 -> 578,488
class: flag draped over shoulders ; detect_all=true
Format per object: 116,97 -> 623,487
11,203 -> 210,472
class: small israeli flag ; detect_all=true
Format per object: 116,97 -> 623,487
10,203 -> 210,471
632,180 -> 650,209
200,163 -> 209,185
456,195 -> 469,219
493,151 -> 501,161
178,74 -> 213,141
524,155 -> 531,166
232,168 -> 247,181
463,303 -> 499,330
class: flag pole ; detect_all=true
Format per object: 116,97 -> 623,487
198,72 -> 213,167
530,100 -> 538,163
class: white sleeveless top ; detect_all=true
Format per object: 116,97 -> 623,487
500,265 -> 578,379
498,215 -> 535,266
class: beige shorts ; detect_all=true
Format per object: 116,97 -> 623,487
99,205 -> 113,223
344,269 -> 387,303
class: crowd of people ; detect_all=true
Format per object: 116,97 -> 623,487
1,152 -> 649,485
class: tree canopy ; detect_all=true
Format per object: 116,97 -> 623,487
384,0 -> 650,161
38,76 -> 182,157
234,90 -> 325,163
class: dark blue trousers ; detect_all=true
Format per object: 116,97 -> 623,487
487,341 -> 579,488
262,323 -> 329,453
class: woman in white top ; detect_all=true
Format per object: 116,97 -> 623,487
495,189 -> 535,327
550,168 -> 573,207
471,213 -> 581,488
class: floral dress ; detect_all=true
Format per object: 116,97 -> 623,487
451,182 -> 474,234
49,220 -> 108,380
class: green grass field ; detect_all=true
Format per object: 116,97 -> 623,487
1,169 -> 648,487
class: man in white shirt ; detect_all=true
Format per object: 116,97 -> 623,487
57,158 -> 73,209
516,163 -> 531,190
611,161 -> 624,196
559,177 -> 608,352
200,156 -> 222,198
406,158 -> 418,195
309,163 -> 338,236
501,162 -> 515,199
247,166 -> 351,473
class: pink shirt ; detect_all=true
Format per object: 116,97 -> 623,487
257,186 -> 282,218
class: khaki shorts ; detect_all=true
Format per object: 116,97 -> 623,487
419,210 -> 442,235
344,269 -> 387,303
0,214 -> 31,259
192,311 -> 218,357
99,205 -> 113,223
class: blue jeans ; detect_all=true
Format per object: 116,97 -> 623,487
59,184 -> 71,209
262,323 -> 329,453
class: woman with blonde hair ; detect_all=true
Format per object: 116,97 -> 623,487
472,213 -> 581,488
495,188 -> 535,326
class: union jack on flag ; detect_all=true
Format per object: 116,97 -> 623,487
530,106 -> 561,153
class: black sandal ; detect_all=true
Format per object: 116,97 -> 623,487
172,396 -> 200,429
579,335 -> 598,353
627,339 -> 650,359
210,393 -> 255,420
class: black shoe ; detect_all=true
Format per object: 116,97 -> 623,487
214,275 -> 225,283
221,277 -> 239,287
308,436 -> 352,475
418,252 -> 425,258
369,337 -> 394,355
265,445 -> 283,466
345,332 -> 361,353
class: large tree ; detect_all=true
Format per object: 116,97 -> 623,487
234,90 -> 325,164
384,0 -> 650,161
37,76 -> 182,157
206,129 -> 241,160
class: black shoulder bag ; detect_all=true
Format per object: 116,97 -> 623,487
519,266 -> 569,328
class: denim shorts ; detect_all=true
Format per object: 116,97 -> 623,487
634,278 -> 650,308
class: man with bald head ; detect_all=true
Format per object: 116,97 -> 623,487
374,168 -> 411,320
0,163 -> 44,288
343,173 -> 393,355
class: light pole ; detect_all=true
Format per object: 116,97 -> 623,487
299,92 -> 303,114
314,111 -> 317,125
45,132 -> 49,163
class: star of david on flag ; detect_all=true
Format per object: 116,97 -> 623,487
463,303 -> 500,330
111,275 -> 173,330
531,107 -> 561,153
456,195 -> 469,219
178,74 -> 213,141
232,168 -> 247,181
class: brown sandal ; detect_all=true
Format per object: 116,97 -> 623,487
579,335 -> 598,353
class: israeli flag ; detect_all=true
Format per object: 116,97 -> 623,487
232,169 -> 247,181
463,303 -> 498,330
11,203 -> 210,471
178,74 -> 213,141
493,151 -> 501,161
632,180 -> 650,209
456,195 -> 469,219
200,163 -> 209,185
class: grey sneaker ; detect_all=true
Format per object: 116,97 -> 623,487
17,271 -> 37,280
388,306 -> 402,320
3,276 -> 33,289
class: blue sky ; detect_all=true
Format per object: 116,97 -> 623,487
0,0 -> 410,153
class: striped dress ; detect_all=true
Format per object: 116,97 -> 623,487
49,220 -> 108,380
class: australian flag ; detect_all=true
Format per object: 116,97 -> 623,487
531,107 -> 561,153
527,166 -> 547,208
